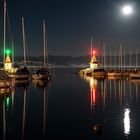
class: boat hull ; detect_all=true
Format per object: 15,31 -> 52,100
14,74 -> 29,80
32,79 -> 50,88
32,74 -> 51,80
80,69 -> 106,78
130,72 -> 140,79
0,79 -> 13,88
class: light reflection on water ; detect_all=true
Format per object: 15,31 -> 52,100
81,74 -> 139,139
0,79 -> 51,140
82,76 -> 97,108
0,68 -> 140,139
124,108 -> 130,135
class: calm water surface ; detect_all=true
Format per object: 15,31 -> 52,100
0,68 -> 140,140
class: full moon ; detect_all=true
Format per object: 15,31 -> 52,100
122,5 -> 133,15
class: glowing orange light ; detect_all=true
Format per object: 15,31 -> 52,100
91,89 -> 96,106
93,88 -> 96,104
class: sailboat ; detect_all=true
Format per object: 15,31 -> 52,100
0,0 -> 14,89
32,20 -> 51,80
129,49 -> 140,79
14,17 -> 30,80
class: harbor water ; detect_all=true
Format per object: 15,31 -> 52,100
0,68 -> 140,140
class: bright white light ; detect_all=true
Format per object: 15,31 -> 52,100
122,5 -> 133,15
123,108 -> 130,135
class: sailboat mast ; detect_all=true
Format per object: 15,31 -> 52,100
114,48 -> 116,68
90,35 -> 92,59
110,48 -> 111,68
22,88 -> 27,139
103,43 -> 106,68
136,49 -> 138,70
3,0 -> 6,64
22,17 -> 26,66
46,27 -> 48,66
120,44 -> 122,71
124,48 -> 125,71
12,36 -> 14,67
43,20 -> 46,67
130,48 -> 131,70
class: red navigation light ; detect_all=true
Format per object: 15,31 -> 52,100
93,50 -> 96,54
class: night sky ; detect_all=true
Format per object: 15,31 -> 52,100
1,0 -> 140,56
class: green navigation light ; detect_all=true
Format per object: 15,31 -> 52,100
5,49 -> 11,55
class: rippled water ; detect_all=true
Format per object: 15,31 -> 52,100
0,68 -> 140,140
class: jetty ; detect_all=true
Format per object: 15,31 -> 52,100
79,51 -> 106,78
79,49 -> 140,80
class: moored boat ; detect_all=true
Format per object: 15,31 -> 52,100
14,67 -> 30,80
92,68 -> 106,78
32,20 -> 52,80
14,18 -> 30,80
32,68 -> 51,80
80,68 -> 106,78
107,70 -> 115,77
14,79 -> 29,88
32,79 -> 50,88
0,70 -> 13,89
129,72 -> 140,79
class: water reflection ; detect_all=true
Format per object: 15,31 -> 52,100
81,75 -> 105,136
82,76 -> 97,108
81,75 -> 140,138
32,80 -> 50,88
43,83 -> 50,135
21,87 -> 28,140
31,79 -> 51,136
14,80 -> 29,88
0,78 -> 51,140
124,108 -> 130,136
0,87 -> 14,140
1,69 -> 140,139
13,80 -> 29,140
